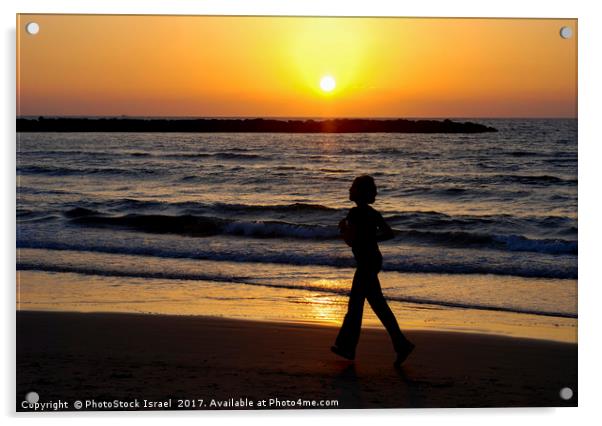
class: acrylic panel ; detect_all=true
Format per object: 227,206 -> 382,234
16,15 -> 577,411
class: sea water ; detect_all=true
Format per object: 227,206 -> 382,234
16,119 -> 578,341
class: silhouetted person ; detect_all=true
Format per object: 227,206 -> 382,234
331,175 -> 415,367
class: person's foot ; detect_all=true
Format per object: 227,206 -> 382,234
331,345 -> 355,360
393,342 -> 415,367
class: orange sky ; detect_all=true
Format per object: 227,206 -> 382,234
17,15 -> 577,118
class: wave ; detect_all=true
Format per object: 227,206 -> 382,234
70,200 -> 341,216
234,202 -> 338,213
397,186 -> 491,199
397,229 -> 577,255
504,150 -> 543,157
20,149 -> 263,161
17,208 -> 60,223
16,240 -> 577,279
493,234 -> 577,255
17,208 -> 36,218
162,152 -> 263,160
490,174 -> 577,186
223,221 -> 336,239
387,210 -> 576,234
63,206 -> 577,255
16,262 -> 576,319
67,198 -> 576,232
319,168 -> 350,174
17,165 -> 162,177
65,208 -> 339,239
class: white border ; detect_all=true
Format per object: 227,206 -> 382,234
3,1 -> 601,425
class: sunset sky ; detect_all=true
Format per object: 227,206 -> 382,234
17,15 -> 577,118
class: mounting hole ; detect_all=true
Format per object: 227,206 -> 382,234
559,26 -> 572,39
25,391 -> 39,403
26,22 -> 40,35
559,387 -> 573,400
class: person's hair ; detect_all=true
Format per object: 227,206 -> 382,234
349,175 -> 377,204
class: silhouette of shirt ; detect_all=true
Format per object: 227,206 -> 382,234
346,205 -> 386,270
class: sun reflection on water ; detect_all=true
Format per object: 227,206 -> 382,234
302,293 -> 346,325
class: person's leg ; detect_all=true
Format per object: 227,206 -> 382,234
365,273 -> 412,353
334,269 -> 366,357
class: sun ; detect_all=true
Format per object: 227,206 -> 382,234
319,75 -> 336,92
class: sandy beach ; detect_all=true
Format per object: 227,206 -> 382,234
16,310 -> 577,410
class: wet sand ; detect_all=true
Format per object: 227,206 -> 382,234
16,311 -> 577,410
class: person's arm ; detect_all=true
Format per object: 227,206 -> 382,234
375,211 -> 395,242
339,210 -> 357,247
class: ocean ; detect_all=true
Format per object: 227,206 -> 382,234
16,119 -> 578,341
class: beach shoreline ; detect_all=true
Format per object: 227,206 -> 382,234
16,310 -> 577,410
16,267 -> 578,344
